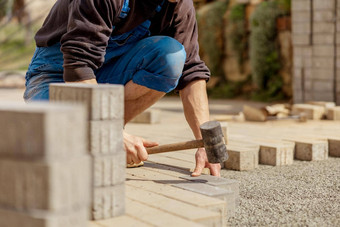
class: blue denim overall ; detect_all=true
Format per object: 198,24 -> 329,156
24,0 -> 186,101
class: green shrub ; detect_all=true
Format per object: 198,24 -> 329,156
249,0 -> 289,101
196,0 -> 229,80
228,4 -> 248,69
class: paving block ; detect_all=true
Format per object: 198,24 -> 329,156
313,22 -> 335,34
224,144 -> 259,171
292,22 -> 311,34
50,83 -> 124,121
292,11 -> 311,23
259,143 -> 294,166
0,156 -> 91,212
92,184 -> 125,220
125,198 -> 203,227
312,57 -> 335,69
313,34 -> 334,45
173,182 -> 235,217
292,34 -> 311,45
90,120 -> 124,155
292,0 -> 311,11
93,153 -> 126,187
328,138 -> 340,157
180,175 -> 239,206
286,139 -> 328,161
130,109 -> 161,124
312,45 -> 335,57
0,102 -> 87,160
313,0 -> 335,10
326,106 -> 340,120
126,185 -> 221,227
0,207 -> 88,227
313,11 -> 335,22
292,104 -> 325,120
93,215 -> 153,227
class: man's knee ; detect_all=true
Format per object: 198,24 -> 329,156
152,36 -> 186,79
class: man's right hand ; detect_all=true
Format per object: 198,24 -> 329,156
123,131 -> 158,165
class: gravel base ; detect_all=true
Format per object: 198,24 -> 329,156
221,157 -> 340,226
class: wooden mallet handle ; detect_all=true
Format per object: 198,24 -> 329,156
146,140 -> 204,154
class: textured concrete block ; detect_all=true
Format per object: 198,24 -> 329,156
130,109 -> 161,124
292,0 -> 311,11
180,175 -> 239,206
0,103 -> 87,160
313,0 -> 335,10
92,184 -> 125,220
0,156 -> 91,212
313,45 -> 335,57
292,22 -> 311,34
328,138 -> 340,157
173,183 -> 235,217
50,83 -> 124,121
313,22 -> 335,34
93,152 -> 126,187
224,145 -> 259,171
313,57 -> 335,68
292,11 -> 311,22
259,142 -> 295,166
90,120 -> 124,155
0,207 -> 88,227
294,46 -> 313,57
288,139 -> 328,161
326,106 -> 340,120
292,34 -> 311,45
292,104 -> 325,119
312,68 -> 335,80
313,34 -> 334,45
313,11 -> 335,22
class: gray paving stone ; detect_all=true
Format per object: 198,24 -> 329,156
0,102 -> 87,160
90,120 -> 124,155
0,206 -> 88,227
50,83 -> 124,121
92,184 -> 125,220
0,156 -> 91,212
173,182 -> 235,217
93,153 -> 126,187
180,175 -> 239,206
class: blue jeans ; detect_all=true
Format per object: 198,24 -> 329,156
24,31 -> 186,101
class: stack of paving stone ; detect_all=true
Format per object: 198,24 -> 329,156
0,102 -> 90,227
50,84 -> 126,220
292,0 -> 338,103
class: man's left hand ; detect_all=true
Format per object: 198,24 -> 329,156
191,148 -> 221,177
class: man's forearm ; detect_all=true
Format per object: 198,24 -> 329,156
179,80 -> 210,139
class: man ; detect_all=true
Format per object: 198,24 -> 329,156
24,0 -> 221,177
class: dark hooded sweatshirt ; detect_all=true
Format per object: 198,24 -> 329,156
34,0 -> 210,90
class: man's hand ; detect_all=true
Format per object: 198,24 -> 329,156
192,148 -> 221,177
123,131 -> 158,164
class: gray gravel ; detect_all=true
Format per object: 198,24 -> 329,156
221,157 -> 340,226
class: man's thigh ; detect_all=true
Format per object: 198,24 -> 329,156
96,36 -> 186,93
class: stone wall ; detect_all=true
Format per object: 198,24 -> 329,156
292,0 -> 339,104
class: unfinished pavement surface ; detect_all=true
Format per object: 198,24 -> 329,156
1,89 -> 339,226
